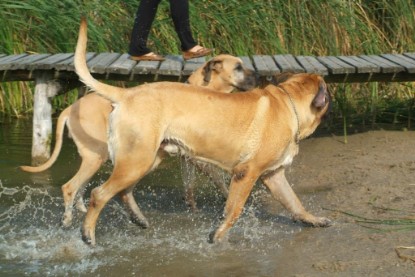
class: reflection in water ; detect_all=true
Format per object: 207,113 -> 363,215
0,119 -> 302,276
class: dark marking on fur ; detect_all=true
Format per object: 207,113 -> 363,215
233,169 -> 247,182
90,199 -> 96,208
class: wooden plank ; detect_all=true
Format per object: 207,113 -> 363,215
239,56 -> 255,72
133,60 -> 160,75
9,54 -> 52,70
317,56 -> 355,74
296,56 -> 328,75
0,55 -> 11,63
28,53 -> 74,70
182,57 -> 206,76
53,53 -> 74,70
0,54 -> 6,60
337,56 -> 380,73
252,55 -> 280,75
381,54 -> 415,73
106,54 -> 136,75
359,55 -> 404,73
86,53 -> 121,74
157,55 -> 183,76
403,52 -> 415,61
0,54 -> 28,63
273,54 -> 304,73
0,54 -> 29,70
63,52 -> 96,71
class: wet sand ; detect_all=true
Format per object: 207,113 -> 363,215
263,130 -> 415,276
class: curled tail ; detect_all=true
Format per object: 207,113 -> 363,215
74,17 -> 126,103
20,107 -> 70,173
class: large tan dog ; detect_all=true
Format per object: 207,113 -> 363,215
20,54 -> 256,226
74,18 -> 332,246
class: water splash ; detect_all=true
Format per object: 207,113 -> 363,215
0,175 -> 300,276
0,181 -> 105,275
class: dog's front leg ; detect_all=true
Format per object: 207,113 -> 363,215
209,165 -> 259,243
261,168 -> 332,227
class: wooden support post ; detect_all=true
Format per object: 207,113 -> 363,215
31,72 -> 62,165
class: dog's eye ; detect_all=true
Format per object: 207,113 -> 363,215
235,64 -> 243,71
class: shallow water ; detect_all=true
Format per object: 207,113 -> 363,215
0,118 -> 306,276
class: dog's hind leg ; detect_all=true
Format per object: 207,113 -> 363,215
209,164 -> 260,243
61,155 -> 104,227
261,168 -> 332,227
81,148 -> 158,246
119,187 -> 149,228
118,151 -> 165,229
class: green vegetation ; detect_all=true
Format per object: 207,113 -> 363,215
326,206 -> 415,232
0,0 -> 414,132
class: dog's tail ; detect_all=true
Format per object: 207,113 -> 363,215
74,17 -> 125,103
20,107 -> 70,173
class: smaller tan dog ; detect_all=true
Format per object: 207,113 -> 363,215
20,53 -> 257,227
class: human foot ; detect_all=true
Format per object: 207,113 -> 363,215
183,45 -> 213,60
130,52 -> 165,61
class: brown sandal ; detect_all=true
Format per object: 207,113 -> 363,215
183,47 -> 213,60
130,52 -> 165,61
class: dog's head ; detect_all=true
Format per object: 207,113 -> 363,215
275,73 -> 331,139
187,54 -> 257,93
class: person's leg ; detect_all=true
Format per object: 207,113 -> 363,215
169,0 -> 212,59
129,0 -> 162,56
169,0 -> 197,51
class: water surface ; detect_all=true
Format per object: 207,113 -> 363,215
0,118 -> 303,276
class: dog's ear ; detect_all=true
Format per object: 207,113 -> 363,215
262,72 -> 294,87
312,82 -> 329,108
272,72 -> 294,85
203,60 -> 223,84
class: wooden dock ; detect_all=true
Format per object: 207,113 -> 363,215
1,51 -> 415,164
1,52 -> 415,84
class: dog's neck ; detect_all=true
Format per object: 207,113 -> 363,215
278,86 -> 300,144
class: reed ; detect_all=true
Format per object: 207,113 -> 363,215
325,206 -> 415,232
0,0 -> 414,131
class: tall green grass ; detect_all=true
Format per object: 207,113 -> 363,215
0,0 -> 414,131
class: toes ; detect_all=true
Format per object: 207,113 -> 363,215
293,214 -> 333,227
315,217 -> 332,227
61,213 -> 73,228
130,216 -> 150,229
208,231 -> 216,244
81,227 -> 95,246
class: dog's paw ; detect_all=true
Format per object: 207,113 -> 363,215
61,213 -> 73,229
311,217 -> 332,227
294,214 -> 332,228
130,216 -> 150,229
81,227 -> 96,246
208,231 -> 217,244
